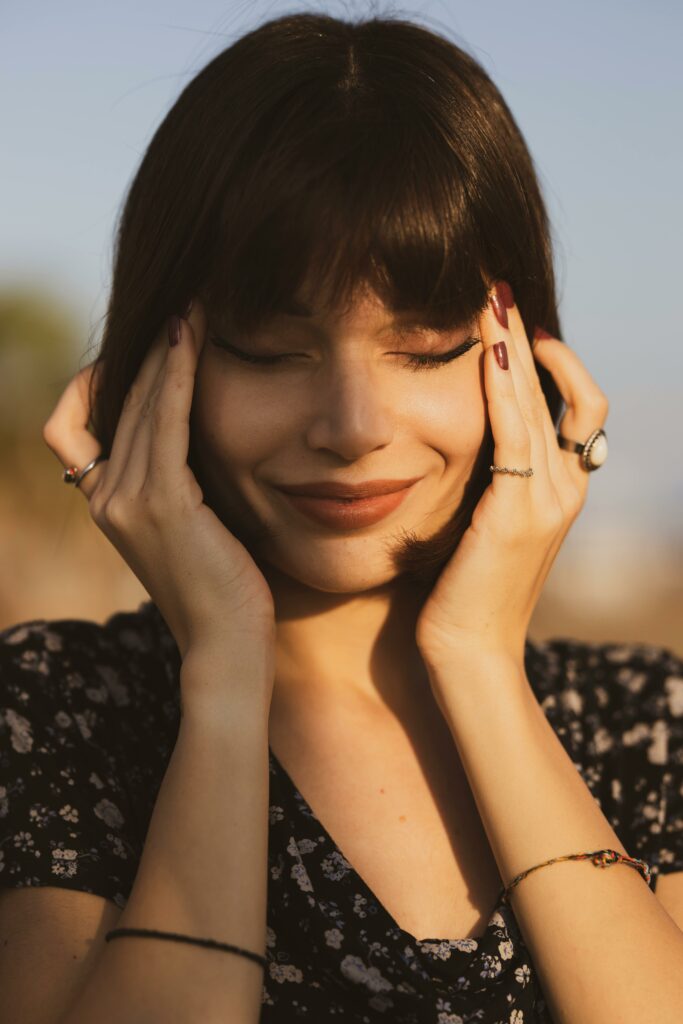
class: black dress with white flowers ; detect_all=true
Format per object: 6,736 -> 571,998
1,599 -> 682,1023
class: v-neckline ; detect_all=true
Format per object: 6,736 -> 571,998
267,742 -> 509,947
140,600 -> 514,947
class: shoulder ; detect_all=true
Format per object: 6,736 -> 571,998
0,598 -> 178,670
0,601 -> 181,907
0,599 -> 181,784
524,634 -> 682,750
0,599 -> 180,721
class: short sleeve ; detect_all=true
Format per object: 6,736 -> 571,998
526,636 -> 683,894
0,616 -> 148,910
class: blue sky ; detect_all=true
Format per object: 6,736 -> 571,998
2,0 -> 682,544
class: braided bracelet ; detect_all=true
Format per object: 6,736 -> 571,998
104,848 -> 651,964
104,927 -> 267,969
498,847 -> 652,905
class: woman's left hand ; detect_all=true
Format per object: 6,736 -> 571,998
415,280 -> 609,670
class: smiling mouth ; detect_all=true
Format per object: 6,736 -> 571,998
276,480 -> 419,531
276,476 -> 424,500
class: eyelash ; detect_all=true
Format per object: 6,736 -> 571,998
209,335 -> 481,371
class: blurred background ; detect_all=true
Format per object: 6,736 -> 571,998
1,0 -> 681,653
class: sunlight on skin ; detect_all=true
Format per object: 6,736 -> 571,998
189,283 -> 488,710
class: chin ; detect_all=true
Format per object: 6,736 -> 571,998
257,542 -> 410,595
247,517 -> 460,603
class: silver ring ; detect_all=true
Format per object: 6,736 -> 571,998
62,455 -> 105,487
557,428 -> 607,472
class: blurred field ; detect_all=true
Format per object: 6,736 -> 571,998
1,288 -> 681,656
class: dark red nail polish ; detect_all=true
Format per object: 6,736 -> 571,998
169,314 -> 181,347
493,341 -> 508,370
497,280 -> 514,308
491,290 -> 507,329
491,281 -> 514,329
534,326 -> 552,340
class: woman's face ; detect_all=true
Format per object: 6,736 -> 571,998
190,283 -> 488,593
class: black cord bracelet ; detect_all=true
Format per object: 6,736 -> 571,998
104,927 -> 268,970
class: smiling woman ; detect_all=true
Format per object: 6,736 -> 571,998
85,10 -> 565,593
3,9 -> 683,1024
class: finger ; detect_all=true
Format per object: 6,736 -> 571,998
532,330 -> 608,419
111,327 -> 173,494
498,292 -> 564,488
479,295 -> 533,491
482,287 -> 550,489
504,292 -> 544,392
484,279 -> 574,504
98,323 -> 171,498
483,278 -> 543,402
42,361 -> 106,500
146,301 -> 206,488
91,296 -> 204,499
532,330 -> 609,487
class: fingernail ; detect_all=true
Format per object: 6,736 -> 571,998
491,281 -> 514,329
180,298 -> 193,319
534,326 -> 552,340
168,314 -> 181,347
493,341 -> 509,370
499,280 -> 515,307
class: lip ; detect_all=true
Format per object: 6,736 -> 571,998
276,477 -> 423,499
276,479 -> 420,531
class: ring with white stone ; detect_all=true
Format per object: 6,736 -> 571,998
557,428 -> 608,472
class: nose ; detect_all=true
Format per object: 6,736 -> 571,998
304,356 -> 395,461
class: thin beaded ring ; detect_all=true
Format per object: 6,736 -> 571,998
490,465 -> 534,478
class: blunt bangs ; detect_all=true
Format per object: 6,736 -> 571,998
201,104 -> 490,336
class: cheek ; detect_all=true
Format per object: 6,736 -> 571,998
406,376 -> 487,461
191,359 -> 291,468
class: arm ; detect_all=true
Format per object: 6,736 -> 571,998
61,647 -> 271,1024
413,285 -> 683,1020
426,650 -> 683,1024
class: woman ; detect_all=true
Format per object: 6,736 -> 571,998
1,11 -> 682,1024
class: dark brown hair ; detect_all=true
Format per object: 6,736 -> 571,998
88,10 -> 565,596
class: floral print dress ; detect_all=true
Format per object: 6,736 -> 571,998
1,598 -> 682,1023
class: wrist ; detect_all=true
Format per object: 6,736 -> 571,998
179,643 -> 274,729
420,642 -> 524,679
423,647 -> 530,710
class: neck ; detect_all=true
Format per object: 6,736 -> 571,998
263,562 -> 432,715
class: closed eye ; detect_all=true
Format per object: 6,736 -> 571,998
209,335 -> 481,371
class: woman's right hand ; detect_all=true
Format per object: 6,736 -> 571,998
42,300 -> 277,710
